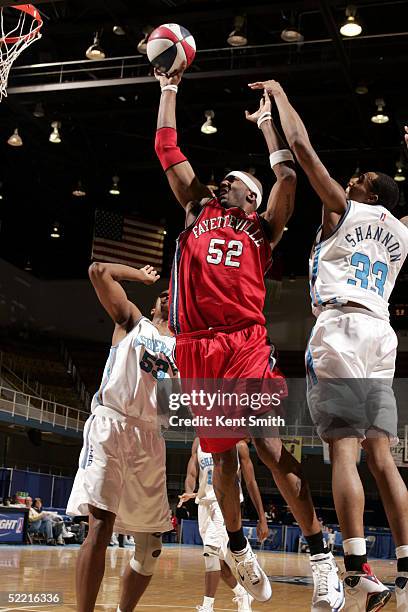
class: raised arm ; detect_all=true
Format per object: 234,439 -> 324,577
245,93 -> 296,249
178,437 -> 200,506
238,441 -> 269,542
88,262 -> 158,330
155,68 -> 211,216
249,80 -> 347,216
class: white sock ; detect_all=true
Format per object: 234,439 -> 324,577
232,583 -> 246,596
203,596 -> 214,608
396,545 -> 408,560
343,537 -> 366,557
116,607 -> 122,612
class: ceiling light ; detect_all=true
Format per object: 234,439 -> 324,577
201,110 -> 217,135
207,172 -> 218,192
281,27 -> 304,43
227,15 -> 247,47
394,161 -> 406,182
113,25 -> 125,36
7,128 -> 23,147
86,32 -> 105,60
340,5 -> 362,37
355,82 -> 368,95
371,98 -> 389,124
50,222 -> 61,239
24,258 -> 32,272
49,121 -> 61,143
72,180 -> 86,197
137,25 -> 154,54
33,102 -> 45,118
109,175 -> 120,195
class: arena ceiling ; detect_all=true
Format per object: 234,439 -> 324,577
0,0 -> 407,283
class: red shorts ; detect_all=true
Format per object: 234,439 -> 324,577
175,323 -> 286,453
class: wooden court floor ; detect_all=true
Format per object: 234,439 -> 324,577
0,544 -> 399,611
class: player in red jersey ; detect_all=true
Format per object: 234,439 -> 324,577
154,67 -> 343,610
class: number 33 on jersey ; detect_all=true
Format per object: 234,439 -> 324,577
310,200 -> 408,319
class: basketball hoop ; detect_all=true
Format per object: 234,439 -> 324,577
0,4 -> 43,100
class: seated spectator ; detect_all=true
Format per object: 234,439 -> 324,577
26,496 -> 56,546
32,497 -> 64,545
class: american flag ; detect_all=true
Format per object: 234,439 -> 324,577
91,210 -> 165,272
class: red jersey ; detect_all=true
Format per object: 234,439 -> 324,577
169,198 -> 272,334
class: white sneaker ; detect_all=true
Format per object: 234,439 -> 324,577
343,564 -> 391,611
395,572 -> 408,612
230,540 -> 272,602
196,606 -> 213,611
233,590 -> 254,611
310,552 -> 345,611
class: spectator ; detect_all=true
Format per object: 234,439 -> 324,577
32,497 -> 64,545
25,496 -> 56,546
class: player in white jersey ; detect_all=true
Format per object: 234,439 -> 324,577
67,262 -> 177,612
250,79 -> 408,611
178,438 -> 268,612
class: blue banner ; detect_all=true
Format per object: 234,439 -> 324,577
0,509 -> 27,544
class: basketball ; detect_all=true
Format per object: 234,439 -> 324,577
147,23 -> 196,75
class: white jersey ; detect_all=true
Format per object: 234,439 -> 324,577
91,317 -> 178,423
196,444 -> 243,505
310,201 -> 408,320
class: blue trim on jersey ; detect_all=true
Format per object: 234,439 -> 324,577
80,415 -> 95,469
170,239 -> 181,335
315,200 -> 352,245
97,346 -> 117,406
310,242 -> 323,305
306,348 -> 318,387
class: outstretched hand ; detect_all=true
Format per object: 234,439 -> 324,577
245,91 -> 272,124
139,265 -> 160,285
248,79 -> 286,99
154,61 -> 187,88
177,492 -> 197,507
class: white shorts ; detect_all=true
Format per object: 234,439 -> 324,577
198,501 -> 228,560
67,409 -> 171,534
306,307 -> 398,442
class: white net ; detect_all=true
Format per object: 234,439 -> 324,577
0,5 -> 42,101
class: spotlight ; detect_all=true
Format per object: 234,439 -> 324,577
355,82 -> 368,95
340,5 -> 362,37
7,128 -> 23,147
394,161 -> 406,182
72,180 -> 86,197
201,110 -> 217,135
371,98 -> 389,124
206,172 -> 218,192
109,176 -> 120,195
137,25 -> 154,54
113,25 -> 125,36
281,24 -> 303,43
227,15 -> 247,47
50,222 -> 61,239
49,121 -> 61,144
24,258 -> 32,272
86,32 -> 105,60
33,102 -> 45,118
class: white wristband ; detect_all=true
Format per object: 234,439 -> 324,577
269,149 -> 294,168
161,84 -> 178,93
257,111 -> 272,129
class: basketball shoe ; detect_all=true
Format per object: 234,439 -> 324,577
343,564 -> 391,611
395,572 -> 408,612
196,606 -> 212,612
310,552 -> 345,611
233,590 -> 254,611
230,539 -> 272,602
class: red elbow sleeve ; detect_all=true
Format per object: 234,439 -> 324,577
155,127 -> 187,172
